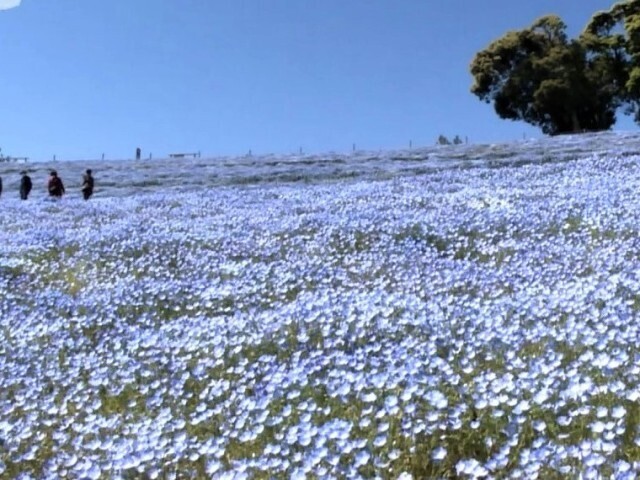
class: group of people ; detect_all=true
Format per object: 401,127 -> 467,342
0,169 -> 94,200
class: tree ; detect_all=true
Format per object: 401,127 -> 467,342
437,135 -> 451,145
582,0 -> 640,121
470,15 -> 620,135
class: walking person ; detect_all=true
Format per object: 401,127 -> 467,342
19,171 -> 32,200
81,169 -> 94,200
48,170 -> 65,198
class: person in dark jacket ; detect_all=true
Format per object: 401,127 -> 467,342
81,169 -> 94,200
0,176 -> 3,198
19,171 -> 32,200
48,170 -> 65,198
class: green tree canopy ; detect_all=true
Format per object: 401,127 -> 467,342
582,0 -> 640,120
470,15 -> 621,135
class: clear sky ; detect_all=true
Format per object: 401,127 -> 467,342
0,0 -> 633,161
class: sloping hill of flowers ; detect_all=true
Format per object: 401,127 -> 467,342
2,133 -> 640,478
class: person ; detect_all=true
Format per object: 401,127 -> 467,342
81,169 -> 94,200
136,147 -> 141,160
48,170 -> 65,198
19,171 -> 32,200
0,176 -> 3,198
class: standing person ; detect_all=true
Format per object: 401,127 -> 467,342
19,171 -> 32,200
81,169 -> 94,200
48,170 -> 65,198
0,176 -> 3,198
136,147 -> 141,160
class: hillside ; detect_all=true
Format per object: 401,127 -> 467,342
1,131 -> 639,199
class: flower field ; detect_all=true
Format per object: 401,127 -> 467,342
2,136 -> 640,478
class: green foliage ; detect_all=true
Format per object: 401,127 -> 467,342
436,134 -> 451,145
437,134 -> 464,145
472,0 -> 640,132
470,14 -> 626,135
582,0 -> 640,122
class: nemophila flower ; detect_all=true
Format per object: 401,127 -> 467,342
612,405 -> 626,419
625,389 -> 640,402
426,390 -> 448,410
85,463 -> 102,480
532,420 -> 546,433
596,407 -> 608,419
362,392 -> 377,403
64,455 -> 79,468
359,418 -> 371,429
591,421 -> 606,434
3,148 -> 640,477
615,461 -> 632,475
432,446 -> 447,461
456,458 -> 489,478
354,450 -> 371,467
557,416 -> 572,427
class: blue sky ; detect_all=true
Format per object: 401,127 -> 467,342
0,0 -> 632,160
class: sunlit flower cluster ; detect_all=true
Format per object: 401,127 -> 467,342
2,141 -> 640,478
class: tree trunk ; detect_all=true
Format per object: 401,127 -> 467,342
571,111 -> 582,133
